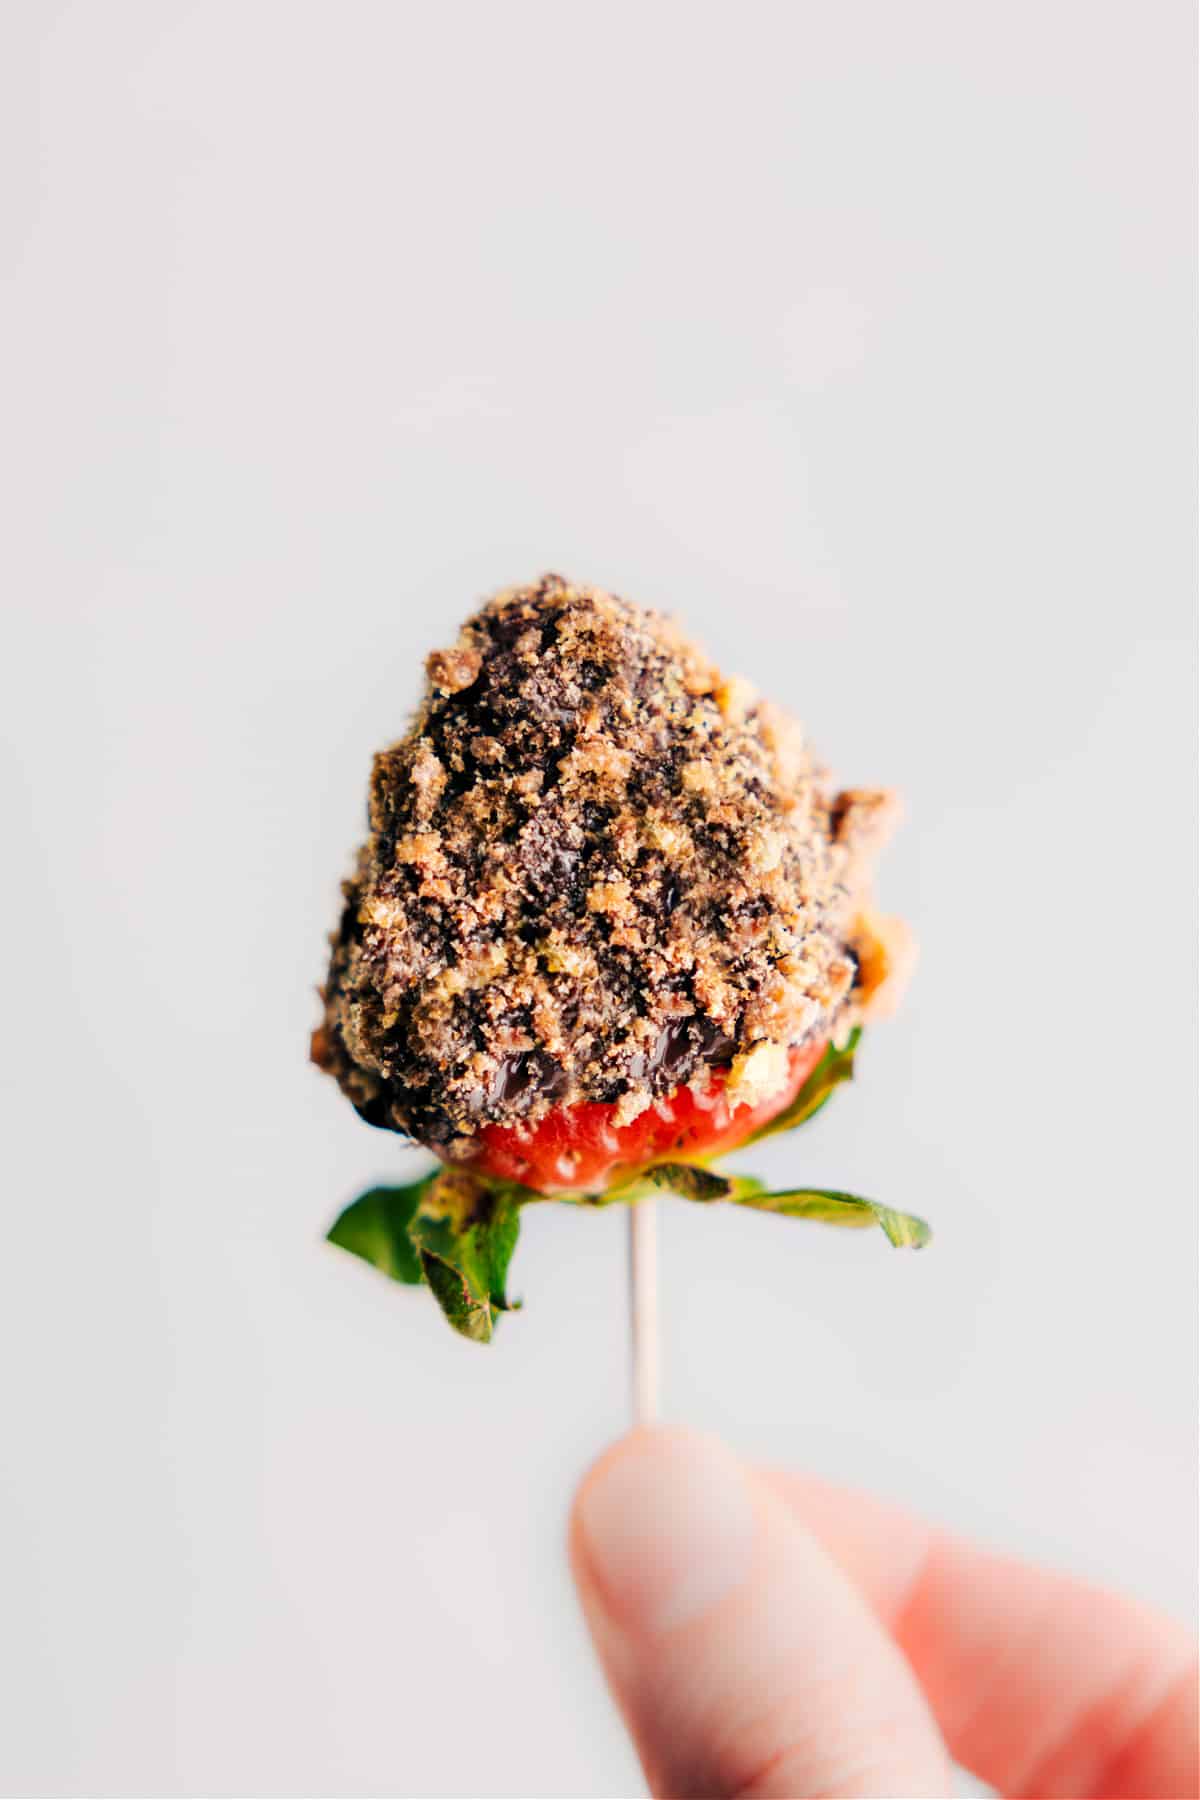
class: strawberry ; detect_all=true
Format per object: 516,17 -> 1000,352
469,1038 -> 828,1194
317,577 -> 926,1343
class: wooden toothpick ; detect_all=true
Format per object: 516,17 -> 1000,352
628,1199 -> 660,1426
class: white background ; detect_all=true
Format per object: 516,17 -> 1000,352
2,4 -> 1196,1795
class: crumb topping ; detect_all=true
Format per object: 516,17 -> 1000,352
313,574 -> 903,1151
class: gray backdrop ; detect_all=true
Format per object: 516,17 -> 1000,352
2,3 -> 1195,1795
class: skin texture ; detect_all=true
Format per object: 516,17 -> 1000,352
569,1428 -> 1199,1799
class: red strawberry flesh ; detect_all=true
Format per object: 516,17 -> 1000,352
469,1038 -> 826,1194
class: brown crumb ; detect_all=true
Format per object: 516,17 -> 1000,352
425,643 -> 482,694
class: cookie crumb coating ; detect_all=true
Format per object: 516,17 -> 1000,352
313,574 -> 902,1154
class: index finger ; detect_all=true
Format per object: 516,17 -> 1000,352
766,1469 -> 1198,1799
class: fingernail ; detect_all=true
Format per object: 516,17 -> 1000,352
576,1428 -> 755,1635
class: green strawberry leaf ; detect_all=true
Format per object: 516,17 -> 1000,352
733,1184 -> 931,1248
637,1158 -> 929,1248
745,1029 -> 861,1146
326,1181 -> 429,1284
644,1163 -> 734,1200
406,1169 -> 523,1343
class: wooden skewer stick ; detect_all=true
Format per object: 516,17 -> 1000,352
628,1199 -> 660,1427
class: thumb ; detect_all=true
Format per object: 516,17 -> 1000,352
569,1427 -> 949,1799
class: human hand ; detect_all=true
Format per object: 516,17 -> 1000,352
569,1428 -> 1197,1798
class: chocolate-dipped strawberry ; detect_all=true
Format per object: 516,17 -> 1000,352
315,575 -> 927,1341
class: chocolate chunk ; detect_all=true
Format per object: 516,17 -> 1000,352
692,1016 -> 737,1066
489,1050 -> 568,1109
649,1019 -> 694,1079
644,1016 -> 736,1086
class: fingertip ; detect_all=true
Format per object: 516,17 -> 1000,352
573,1422 -> 723,1490
570,1426 -> 755,1637
569,1424 -> 732,1565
